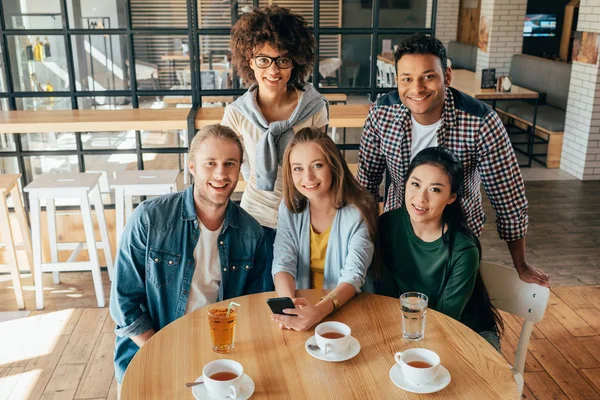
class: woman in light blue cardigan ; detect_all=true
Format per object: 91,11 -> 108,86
271,128 -> 378,331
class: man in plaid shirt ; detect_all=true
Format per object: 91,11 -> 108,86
358,34 -> 549,287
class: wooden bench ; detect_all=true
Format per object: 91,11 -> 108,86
495,110 -> 563,169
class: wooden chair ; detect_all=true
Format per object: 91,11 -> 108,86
0,174 -> 34,309
480,261 -> 550,397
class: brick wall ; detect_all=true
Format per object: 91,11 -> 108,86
561,1 -> 600,180
435,0 -> 460,47
476,0 -> 526,75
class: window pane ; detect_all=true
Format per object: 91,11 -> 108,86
133,35 -> 189,91
258,0 -> 314,27
146,95 -> 191,108
141,130 -> 184,149
198,34 -> 232,90
21,132 -> 76,151
1,0 -> 63,29
9,35 -> 69,92
82,130 -> 135,151
319,35 -> 371,88
24,155 -> 79,181
325,0 -> 366,28
378,0 -> 432,29
71,35 -> 130,91
0,46 -> 7,92
16,96 -> 71,110
0,133 -> 16,152
131,0 -> 187,29
198,0 -> 233,28
77,96 -> 132,110
139,96 -> 171,109
66,0 -> 127,29
377,35 -> 409,88
0,156 -> 19,174
0,98 -> 9,110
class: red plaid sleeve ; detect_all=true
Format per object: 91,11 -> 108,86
358,104 -> 387,199
477,110 -> 529,241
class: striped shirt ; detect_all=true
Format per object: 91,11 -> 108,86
357,87 -> 528,241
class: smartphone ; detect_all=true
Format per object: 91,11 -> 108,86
266,297 -> 297,316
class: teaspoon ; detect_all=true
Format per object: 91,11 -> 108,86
184,381 -> 204,388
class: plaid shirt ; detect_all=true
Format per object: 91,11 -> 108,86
358,87 -> 528,241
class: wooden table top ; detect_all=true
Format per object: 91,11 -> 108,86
378,54 -> 395,65
450,69 -> 539,100
160,53 -> 190,61
0,109 -> 189,133
121,290 -> 517,399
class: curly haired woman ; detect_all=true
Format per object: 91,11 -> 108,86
222,6 -> 329,289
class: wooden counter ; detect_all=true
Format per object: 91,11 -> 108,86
194,104 -> 371,129
0,109 -> 189,133
0,103 -> 371,134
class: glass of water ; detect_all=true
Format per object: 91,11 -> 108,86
400,292 -> 428,341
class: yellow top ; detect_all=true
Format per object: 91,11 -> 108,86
310,224 -> 331,289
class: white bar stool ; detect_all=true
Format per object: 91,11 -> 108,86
24,172 -> 113,310
0,174 -> 34,309
110,170 -> 179,248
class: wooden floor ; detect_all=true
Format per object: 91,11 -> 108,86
0,179 -> 599,399
2,273 -> 600,399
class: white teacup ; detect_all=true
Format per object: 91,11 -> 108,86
315,321 -> 352,355
202,359 -> 244,399
394,348 -> 441,385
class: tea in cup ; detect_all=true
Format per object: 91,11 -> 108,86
394,348 -> 441,385
202,359 -> 244,398
315,321 -> 352,355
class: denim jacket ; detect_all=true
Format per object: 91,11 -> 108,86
109,185 -> 268,383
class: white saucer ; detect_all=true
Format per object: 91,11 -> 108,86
192,373 -> 255,400
389,364 -> 451,394
305,335 -> 361,362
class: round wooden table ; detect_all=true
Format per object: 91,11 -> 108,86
121,290 -> 517,399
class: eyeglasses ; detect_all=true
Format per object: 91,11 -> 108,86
253,55 -> 293,69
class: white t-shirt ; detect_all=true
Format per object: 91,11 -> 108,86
410,115 -> 441,161
222,89 -> 329,229
185,221 -> 223,314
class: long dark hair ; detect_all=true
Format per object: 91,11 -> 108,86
406,147 -> 504,336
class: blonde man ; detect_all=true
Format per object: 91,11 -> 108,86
110,124 -> 268,386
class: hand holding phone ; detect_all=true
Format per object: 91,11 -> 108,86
267,297 -> 297,316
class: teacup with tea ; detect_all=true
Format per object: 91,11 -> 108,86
202,359 -> 244,398
394,348 -> 441,385
315,321 -> 352,355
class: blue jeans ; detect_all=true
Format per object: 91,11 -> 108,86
262,226 -> 276,291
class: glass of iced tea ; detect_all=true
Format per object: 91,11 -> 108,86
208,304 -> 237,353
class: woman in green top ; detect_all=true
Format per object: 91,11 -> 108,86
376,147 -> 502,350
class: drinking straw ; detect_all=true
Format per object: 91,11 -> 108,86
226,301 -> 240,317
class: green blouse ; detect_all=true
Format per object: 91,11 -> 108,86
377,207 -> 494,333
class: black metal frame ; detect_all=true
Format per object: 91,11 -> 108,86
0,0 -> 437,205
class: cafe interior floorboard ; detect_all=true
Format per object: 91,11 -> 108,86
0,180 -> 599,398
